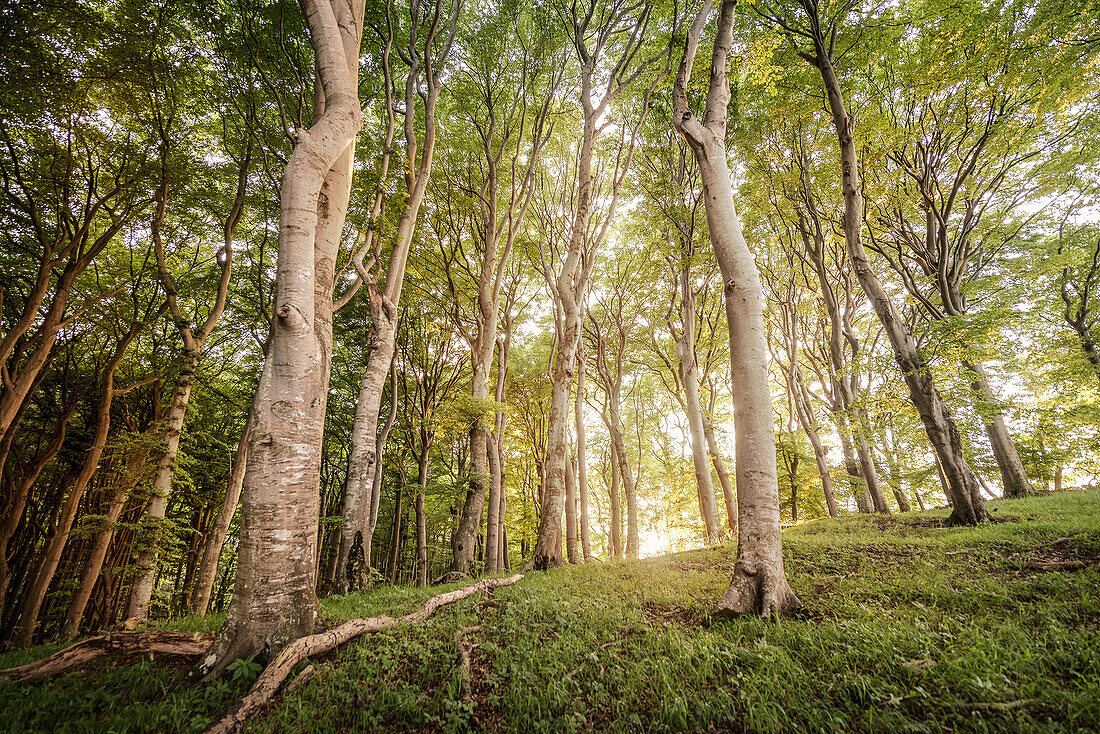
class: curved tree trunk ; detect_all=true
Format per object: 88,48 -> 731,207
9,330 -> 136,647
676,259 -> 724,542
196,0 -> 365,679
334,0 -> 454,587
62,440 -> 155,639
962,358 -> 1033,497
674,0 -> 799,616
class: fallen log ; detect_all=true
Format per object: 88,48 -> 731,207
206,574 -> 523,734
0,631 -> 215,685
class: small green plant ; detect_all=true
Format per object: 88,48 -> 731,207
225,655 -> 263,685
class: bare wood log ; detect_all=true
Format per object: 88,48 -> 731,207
206,574 -> 523,734
0,631 -> 214,685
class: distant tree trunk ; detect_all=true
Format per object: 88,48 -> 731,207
678,262 -> 724,543
190,415 -> 251,615
335,0 -> 456,589
962,358 -> 1033,498
576,351 -> 591,559
702,417 -> 737,534
609,442 -> 622,559
62,438 -> 155,639
386,472 -> 405,584
10,326 -> 139,646
565,452 -> 579,564
798,0 -> 986,525
673,0 -> 800,616
0,395 -> 78,613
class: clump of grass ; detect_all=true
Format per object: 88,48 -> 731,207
3,490 -> 1099,733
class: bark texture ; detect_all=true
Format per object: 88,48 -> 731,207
196,0 -> 365,678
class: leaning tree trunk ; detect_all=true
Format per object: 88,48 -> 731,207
125,354 -> 197,621
679,274 -> 724,543
673,0 -> 799,616
962,358 -> 1033,497
702,416 -> 737,534
62,440 -> 155,639
9,331 -> 135,647
195,0 -> 364,679
190,414 -> 251,615
801,0 -> 985,525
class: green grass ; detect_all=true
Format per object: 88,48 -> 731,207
2,490 -> 1099,733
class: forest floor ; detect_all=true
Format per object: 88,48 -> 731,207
2,489 -> 1099,733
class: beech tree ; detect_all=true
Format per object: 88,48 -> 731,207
196,0 -> 367,676
672,0 -> 800,615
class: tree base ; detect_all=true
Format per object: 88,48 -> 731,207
715,564 -> 801,618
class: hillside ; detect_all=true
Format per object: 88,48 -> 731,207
3,490 -> 1099,733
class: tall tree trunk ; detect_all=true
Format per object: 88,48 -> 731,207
9,332 -> 135,647
197,0 -> 365,678
565,451 -> 579,564
0,397 -> 76,613
125,354 -> 196,621
608,442 -> 622,559
415,449 -> 428,587
800,0 -> 986,525
680,288 -> 723,542
335,0 -> 455,586
674,0 -> 799,616
190,415 -> 251,615
386,475 -> 404,584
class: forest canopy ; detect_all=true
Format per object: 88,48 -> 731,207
0,0 -> 1098,689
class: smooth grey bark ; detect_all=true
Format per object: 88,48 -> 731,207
608,440 -> 622,559
197,0 -> 365,678
673,0 -> 799,616
793,0 -> 986,524
962,358 -> 1033,498
530,0 -> 658,569
565,450 -> 579,564
447,50 -> 558,577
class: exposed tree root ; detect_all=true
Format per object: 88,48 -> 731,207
206,574 -> 522,734
0,631 -> 215,685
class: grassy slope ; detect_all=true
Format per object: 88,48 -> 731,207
2,490 -> 1099,733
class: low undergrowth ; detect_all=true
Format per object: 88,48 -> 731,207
2,490 -> 1098,733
